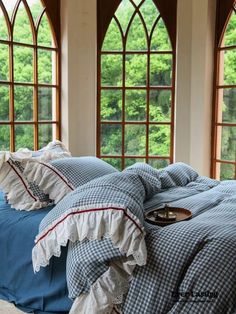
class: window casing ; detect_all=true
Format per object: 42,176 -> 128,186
212,0 -> 236,180
0,0 -> 60,151
97,0 -> 177,170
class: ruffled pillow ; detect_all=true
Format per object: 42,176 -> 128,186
24,157 -> 118,204
0,140 -> 71,211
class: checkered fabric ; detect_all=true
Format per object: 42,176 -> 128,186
36,162 -> 236,313
121,180 -> 236,313
11,141 -> 70,204
13,160 -> 50,203
47,156 -> 118,188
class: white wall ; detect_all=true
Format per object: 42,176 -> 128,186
61,0 -> 216,176
61,0 -> 97,156
175,0 -> 216,176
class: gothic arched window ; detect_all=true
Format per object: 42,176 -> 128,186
212,0 -> 236,180
0,0 -> 60,151
97,0 -> 176,170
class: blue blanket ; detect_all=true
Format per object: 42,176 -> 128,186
0,192 -> 72,314
33,162 -> 228,314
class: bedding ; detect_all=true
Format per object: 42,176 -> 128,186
0,190 -> 72,314
32,162 -> 236,314
0,140 -> 71,210
24,156 -> 119,203
2,161 -> 236,313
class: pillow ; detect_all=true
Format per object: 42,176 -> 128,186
24,157 -> 118,203
0,140 -> 71,211
159,162 -> 198,188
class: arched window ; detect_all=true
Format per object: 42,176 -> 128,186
97,0 -> 176,170
0,0 -> 60,151
212,0 -> 236,180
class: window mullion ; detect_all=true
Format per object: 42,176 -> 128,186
33,46 -> 38,150
9,41 -> 15,152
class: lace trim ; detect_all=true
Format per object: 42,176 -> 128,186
69,264 -> 130,314
24,161 -> 74,204
32,204 -> 147,272
0,161 -> 47,211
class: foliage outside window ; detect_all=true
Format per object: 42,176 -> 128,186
0,0 -> 60,151
213,3 -> 236,180
97,0 -> 175,170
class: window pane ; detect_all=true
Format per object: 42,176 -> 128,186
125,157 -> 145,168
140,0 -> 159,35
132,0 -> 142,5
150,90 -> 171,122
126,54 -> 147,86
149,125 -> 170,156
102,18 -> 123,51
37,13 -> 55,47
223,11 -> 236,47
0,85 -> 9,120
125,124 -> 146,155
218,126 -> 236,161
27,0 -> 44,24
150,54 -> 172,86
115,0 -> 135,35
13,2 -> 33,44
101,124 -> 122,155
39,124 -> 52,148
102,157 -> 122,170
38,49 -> 55,84
0,125 -> 10,150
216,162 -> 235,180
0,7 -> 9,39
101,90 -> 122,121
218,88 -> 236,123
125,90 -> 146,121
0,44 -> 9,81
220,49 -> 236,85
15,124 -> 34,150
14,86 -> 33,121
14,46 -> 33,82
126,14 -> 147,51
101,55 -> 122,87
151,18 -> 172,51
2,0 -> 17,19
38,87 -> 56,120
148,158 -> 169,169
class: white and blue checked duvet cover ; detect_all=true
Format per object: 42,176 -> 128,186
32,162 -> 236,313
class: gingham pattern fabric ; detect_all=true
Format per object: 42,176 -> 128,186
121,180 -> 236,313
12,141 -> 71,204
67,238 -> 126,299
47,156 -> 118,188
13,160 -> 50,203
37,162 -> 217,309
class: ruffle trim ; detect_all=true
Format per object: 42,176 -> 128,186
0,161 -> 48,211
24,161 -> 74,204
32,204 -> 147,273
0,140 -> 71,171
69,264 -> 130,314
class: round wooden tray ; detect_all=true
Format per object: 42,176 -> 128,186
145,207 -> 192,226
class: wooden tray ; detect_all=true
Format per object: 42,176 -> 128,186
145,207 -> 192,226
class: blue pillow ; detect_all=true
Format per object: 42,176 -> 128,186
24,157 -> 118,203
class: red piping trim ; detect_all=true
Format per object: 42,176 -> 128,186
35,207 -> 143,244
39,162 -> 74,190
7,161 -> 38,201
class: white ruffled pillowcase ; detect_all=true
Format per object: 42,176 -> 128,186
0,140 -> 71,211
24,157 -> 118,204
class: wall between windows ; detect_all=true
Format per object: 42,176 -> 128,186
61,0 -> 216,176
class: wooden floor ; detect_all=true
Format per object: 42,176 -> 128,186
0,300 -> 28,314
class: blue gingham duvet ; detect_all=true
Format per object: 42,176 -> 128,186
32,162 -> 236,313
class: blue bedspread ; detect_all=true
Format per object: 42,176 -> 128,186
0,191 -> 72,314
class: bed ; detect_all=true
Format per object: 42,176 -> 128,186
0,191 -> 72,314
1,160 -> 236,314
